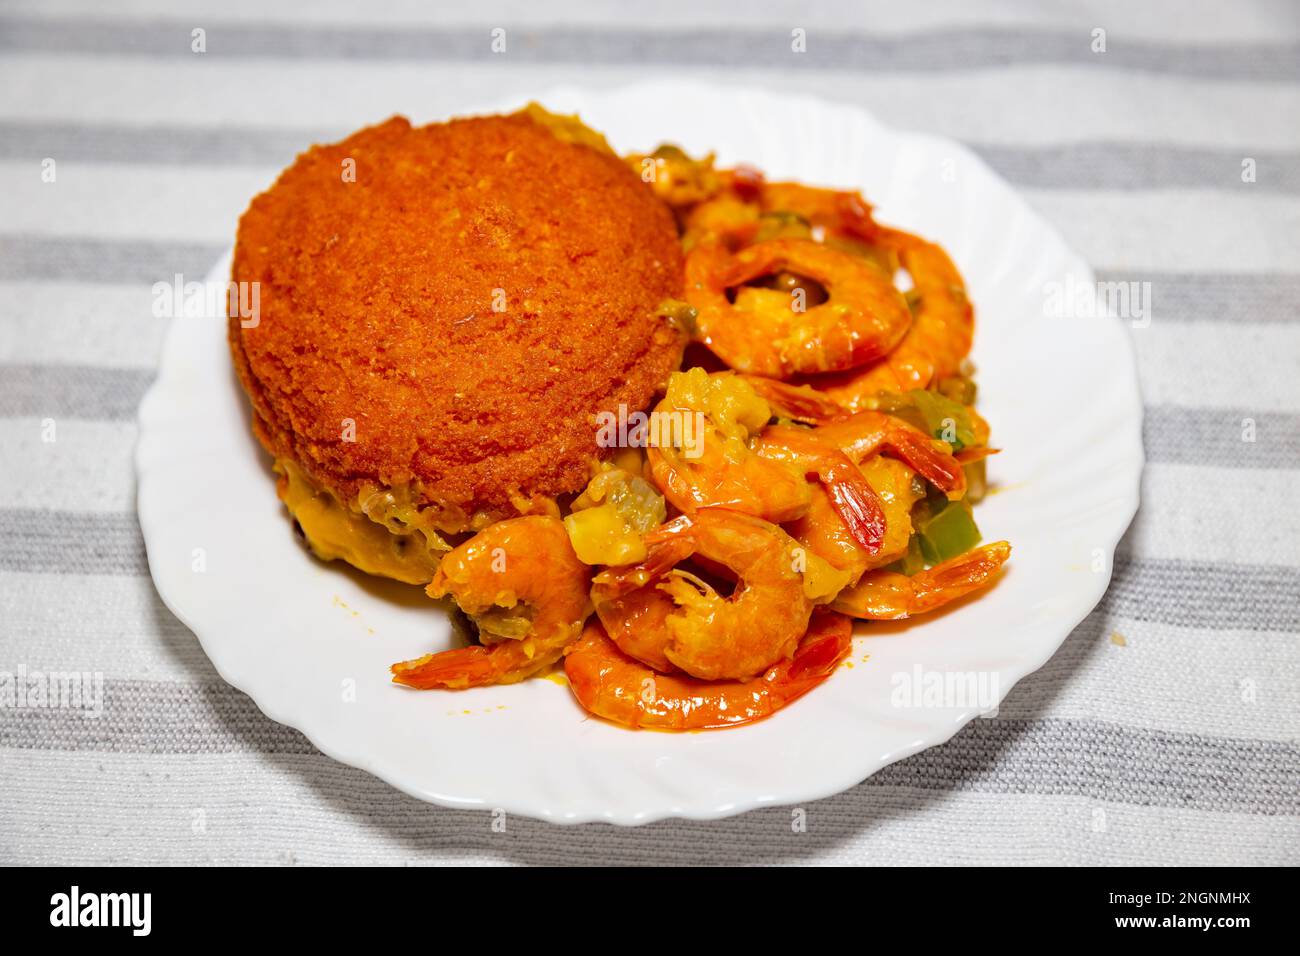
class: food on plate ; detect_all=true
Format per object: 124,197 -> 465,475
392,516 -> 591,689
590,509 -> 836,681
564,610 -> 855,731
228,108 -> 684,584
685,237 -> 912,377
229,110 -> 1010,731
831,541 -> 1012,620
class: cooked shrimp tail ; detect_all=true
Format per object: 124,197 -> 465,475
815,410 -> 967,499
591,515 -> 696,599
741,375 -> 848,424
880,422 -> 966,498
818,231 -> 974,406
832,541 -> 1010,620
786,610 -> 856,681
393,642 -> 556,689
818,454 -> 886,554
754,425 -> 886,553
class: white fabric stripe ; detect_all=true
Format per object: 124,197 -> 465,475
0,282 -> 166,368
2,14 -> 1296,82
0,419 -> 139,511
0,574 -> 215,683
5,162 -> 1297,276
0,750 -> 1295,865
11,123 -> 1296,195
997,612 -> 1300,742
1120,466 -> 1300,565
3,572 -> 1296,742
1022,189 -> 1300,273
2,56 -> 1298,150
0,161 -> 272,242
1134,322 -> 1300,412
8,0 -> 1298,42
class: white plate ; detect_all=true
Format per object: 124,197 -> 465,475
137,81 -> 1143,824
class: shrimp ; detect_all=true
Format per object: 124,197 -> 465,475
817,233 -> 974,409
682,193 -> 760,251
645,368 -> 812,524
391,516 -> 591,689
759,182 -> 882,242
644,370 -> 883,551
751,423 -> 888,553
685,238 -> 912,379
741,374 -> 849,424
684,195 -> 824,251
832,541 -> 1011,620
648,433 -> 812,524
761,410 -> 966,500
590,573 -> 680,673
564,611 -> 854,731
747,378 -> 981,500
783,455 -> 924,583
591,510 -> 826,681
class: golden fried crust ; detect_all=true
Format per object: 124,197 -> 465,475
230,113 -> 684,527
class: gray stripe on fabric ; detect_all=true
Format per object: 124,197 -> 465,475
2,365 -> 1299,471
972,143 -> 1300,194
1143,406 -> 1300,470
4,122 -> 1296,193
0,365 -> 156,421
869,718 -> 1300,814
0,679 -> 1294,813
3,237 -> 1298,332
0,18 -> 1295,80
0,236 -> 224,284
0,512 -> 148,580
0,511 -> 149,576
1095,271 -> 1300,325
5,356 -> 1300,472
2,507 -> 1298,633
1104,554 -> 1300,632
0,121 -> 335,168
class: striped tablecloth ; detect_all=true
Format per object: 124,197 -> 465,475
2,0 -> 1297,865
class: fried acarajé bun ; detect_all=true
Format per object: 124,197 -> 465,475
229,109 -> 684,582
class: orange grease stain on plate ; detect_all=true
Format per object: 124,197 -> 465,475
331,594 -> 376,636
539,661 -> 569,686
987,481 -> 1029,497
445,705 -> 510,717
